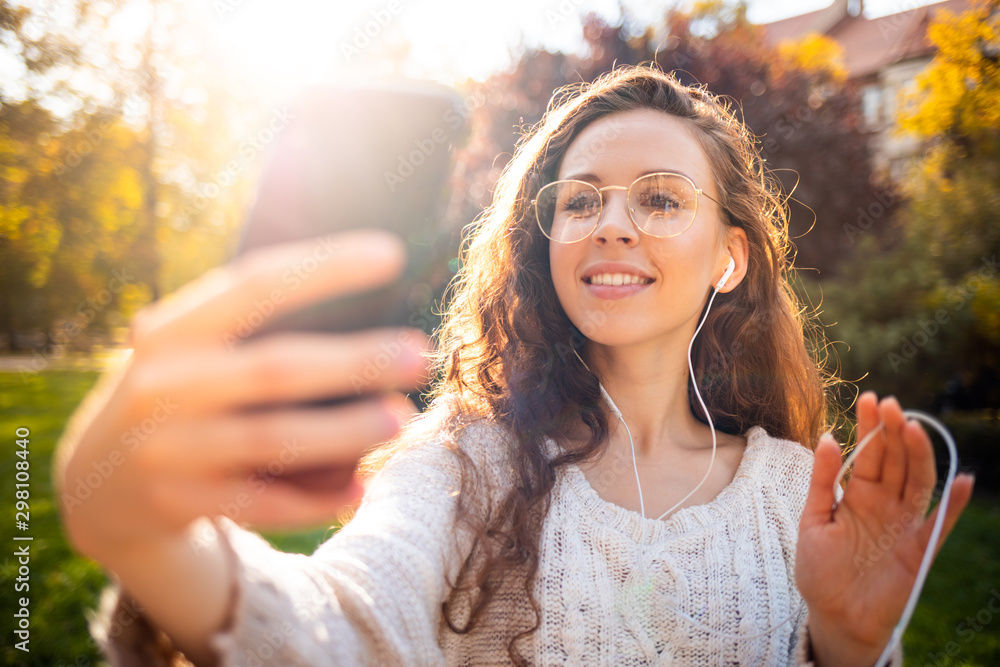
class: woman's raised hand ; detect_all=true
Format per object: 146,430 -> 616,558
796,391 -> 975,666
55,230 -> 431,559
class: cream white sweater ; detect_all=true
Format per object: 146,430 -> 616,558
90,415 -> 896,666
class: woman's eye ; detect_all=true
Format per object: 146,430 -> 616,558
562,194 -> 599,214
638,189 -> 683,212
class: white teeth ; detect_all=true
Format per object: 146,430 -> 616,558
587,273 -> 651,286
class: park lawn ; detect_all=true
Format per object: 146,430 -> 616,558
1,370 -> 998,666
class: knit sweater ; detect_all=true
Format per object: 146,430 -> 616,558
88,416 -> 900,666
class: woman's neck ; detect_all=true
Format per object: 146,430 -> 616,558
585,338 -> 711,458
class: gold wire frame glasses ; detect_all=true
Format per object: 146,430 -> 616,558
532,172 -> 724,244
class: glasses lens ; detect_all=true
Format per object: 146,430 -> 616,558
536,181 -> 601,243
629,173 -> 697,238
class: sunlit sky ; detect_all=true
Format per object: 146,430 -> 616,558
207,0 -> 946,90
1,0 -> 948,110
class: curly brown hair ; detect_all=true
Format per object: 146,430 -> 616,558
361,64 -> 835,664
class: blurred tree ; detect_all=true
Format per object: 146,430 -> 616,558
639,5 -> 881,277
0,101 -> 155,346
0,0 -> 260,349
809,0 -> 1000,410
901,0 -> 1000,148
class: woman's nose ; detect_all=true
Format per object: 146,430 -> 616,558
592,191 -> 638,246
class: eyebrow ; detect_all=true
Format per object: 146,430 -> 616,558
560,169 -> 698,184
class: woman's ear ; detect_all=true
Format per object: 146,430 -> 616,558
719,227 -> 749,293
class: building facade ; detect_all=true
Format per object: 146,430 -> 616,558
761,0 -> 970,179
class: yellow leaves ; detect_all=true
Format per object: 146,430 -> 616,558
0,199 -> 60,286
23,206 -> 62,288
0,204 -> 31,240
777,34 -> 848,81
95,166 -> 145,233
900,0 -> 1000,140
117,281 -> 153,320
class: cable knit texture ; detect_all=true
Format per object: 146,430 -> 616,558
88,416 -> 903,666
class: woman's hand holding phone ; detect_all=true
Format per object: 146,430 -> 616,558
55,229 -> 431,560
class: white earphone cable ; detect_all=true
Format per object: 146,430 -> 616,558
655,284 -> 722,520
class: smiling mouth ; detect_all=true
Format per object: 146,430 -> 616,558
584,273 -> 655,286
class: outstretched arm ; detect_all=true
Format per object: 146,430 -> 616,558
54,230 -> 432,665
795,391 -> 975,667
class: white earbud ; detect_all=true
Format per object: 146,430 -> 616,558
715,257 -> 736,290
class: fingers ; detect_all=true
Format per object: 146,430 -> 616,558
901,418 -> 937,511
917,473 -> 975,560
800,434 -> 842,529
147,472 -> 365,533
137,394 -> 416,476
878,397 -> 911,497
132,230 -> 407,351
851,391 -> 884,481
124,329 -> 431,417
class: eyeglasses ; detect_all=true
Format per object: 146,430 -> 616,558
532,172 -> 724,244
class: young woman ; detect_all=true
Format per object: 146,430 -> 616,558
56,66 -> 973,666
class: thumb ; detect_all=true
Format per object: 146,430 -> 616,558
801,434 -> 842,530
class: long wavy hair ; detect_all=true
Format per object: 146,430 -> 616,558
360,64 -> 835,663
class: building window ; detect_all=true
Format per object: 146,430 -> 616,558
898,76 -> 919,119
862,84 -> 881,128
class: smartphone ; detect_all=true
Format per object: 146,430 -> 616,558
236,79 -> 468,336
233,81 -> 467,494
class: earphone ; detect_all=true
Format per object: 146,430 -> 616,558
716,256 -> 736,290
571,255 -> 959,665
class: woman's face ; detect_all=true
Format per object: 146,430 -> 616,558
548,108 -> 733,352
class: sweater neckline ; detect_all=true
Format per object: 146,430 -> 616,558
551,425 -> 767,544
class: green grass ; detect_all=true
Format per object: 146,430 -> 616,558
1,371 -> 108,667
0,370 -> 998,665
905,500 -> 1000,666
0,371 -> 335,666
